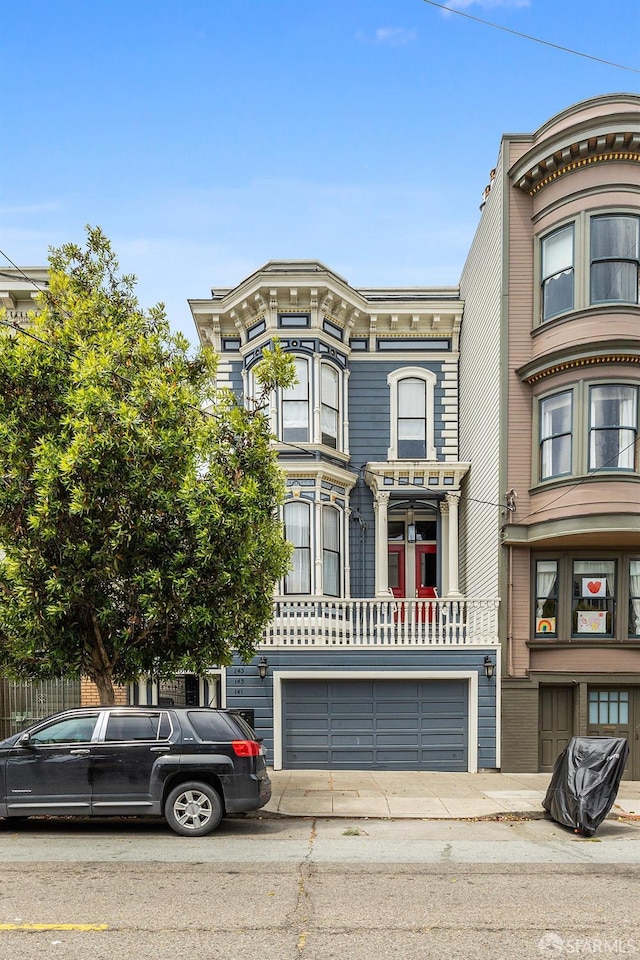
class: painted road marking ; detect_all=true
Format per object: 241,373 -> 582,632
0,923 -> 108,931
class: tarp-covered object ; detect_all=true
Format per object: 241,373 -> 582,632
543,736 -> 629,836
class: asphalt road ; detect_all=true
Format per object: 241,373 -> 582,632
1,814 -> 639,960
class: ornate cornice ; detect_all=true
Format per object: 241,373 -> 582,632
518,351 -> 640,385
514,131 -> 640,196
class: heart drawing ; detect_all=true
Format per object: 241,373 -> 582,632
587,581 -> 603,594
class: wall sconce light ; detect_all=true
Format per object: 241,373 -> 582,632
257,656 -> 269,681
407,523 -> 417,543
483,655 -> 495,681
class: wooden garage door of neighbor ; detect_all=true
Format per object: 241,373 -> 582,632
282,678 -> 468,771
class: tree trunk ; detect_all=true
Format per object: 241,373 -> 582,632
90,669 -> 117,705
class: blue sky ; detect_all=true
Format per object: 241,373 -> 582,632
3,0 -> 639,344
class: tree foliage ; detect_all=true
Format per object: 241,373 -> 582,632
0,227 -> 294,704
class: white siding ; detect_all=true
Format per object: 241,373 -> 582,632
458,152 -> 505,597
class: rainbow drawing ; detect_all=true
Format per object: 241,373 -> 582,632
536,617 -> 556,633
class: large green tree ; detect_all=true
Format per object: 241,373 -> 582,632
0,227 -> 294,703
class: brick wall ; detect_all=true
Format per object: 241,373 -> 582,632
80,678 -> 129,706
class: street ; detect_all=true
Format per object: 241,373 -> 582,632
1,814 -> 639,959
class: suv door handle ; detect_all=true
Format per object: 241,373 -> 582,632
69,748 -> 91,755
150,746 -> 170,753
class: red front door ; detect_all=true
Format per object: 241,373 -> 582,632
416,543 -> 437,599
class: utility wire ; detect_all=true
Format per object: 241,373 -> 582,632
0,250 -> 49,290
421,0 -> 640,75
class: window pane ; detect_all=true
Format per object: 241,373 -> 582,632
323,507 -> 339,551
30,716 -> 98,744
284,501 -> 310,547
388,552 -> 400,589
287,359 -> 308,399
591,216 -> 640,304
543,226 -> 573,278
540,393 -> 572,479
591,216 -> 639,261
542,226 -> 574,320
106,714 -> 160,741
399,418 -> 426,441
572,561 -> 615,636
286,551 -> 311,594
591,261 -> 638,304
398,437 -> 426,459
284,501 -> 311,594
399,379 -> 426,416
630,559 -> 640,636
323,554 -> 339,597
589,385 -> 637,471
322,506 -> 340,597
535,559 -> 558,632
321,365 -> 338,406
543,272 -> 574,320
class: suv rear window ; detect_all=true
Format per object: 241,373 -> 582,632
187,711 -> 236,742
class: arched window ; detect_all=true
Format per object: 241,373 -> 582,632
283,500 -> 311,594
387,367 -> 436,460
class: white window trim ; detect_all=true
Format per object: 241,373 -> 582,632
387,367 -> 437,461
318,359 -> 342,450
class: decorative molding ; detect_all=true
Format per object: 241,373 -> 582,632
514,132 -> 640,195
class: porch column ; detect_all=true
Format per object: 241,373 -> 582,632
439,499 -> 449,597
374,491 -> 390,595
446,491 -> 462,598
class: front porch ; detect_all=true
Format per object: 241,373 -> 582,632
263,596 -> 499,647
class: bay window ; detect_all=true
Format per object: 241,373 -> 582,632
532,555 -> 640,641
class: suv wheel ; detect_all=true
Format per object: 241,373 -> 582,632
165,781 -> 223,837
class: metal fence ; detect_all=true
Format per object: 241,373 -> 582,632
0,678 -> 82,740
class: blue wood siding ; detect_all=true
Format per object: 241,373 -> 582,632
226,648 -> 497,770
347,359 -> 447,466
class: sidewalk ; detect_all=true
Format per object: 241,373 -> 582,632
262,769 -> 640,820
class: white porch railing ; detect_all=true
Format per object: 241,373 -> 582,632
262,597 -> 499,647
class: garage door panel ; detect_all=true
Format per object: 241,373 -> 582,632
283,678 -> 468,771
332,734 -> 375,746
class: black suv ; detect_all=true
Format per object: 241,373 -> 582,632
0,706 -> 271,836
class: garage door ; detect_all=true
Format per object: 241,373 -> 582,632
282,678 -> 468,771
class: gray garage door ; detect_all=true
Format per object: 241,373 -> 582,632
282,678 -> 468,770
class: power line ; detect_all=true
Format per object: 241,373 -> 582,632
0,250 -> 49,291
421,0 -> 640,75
